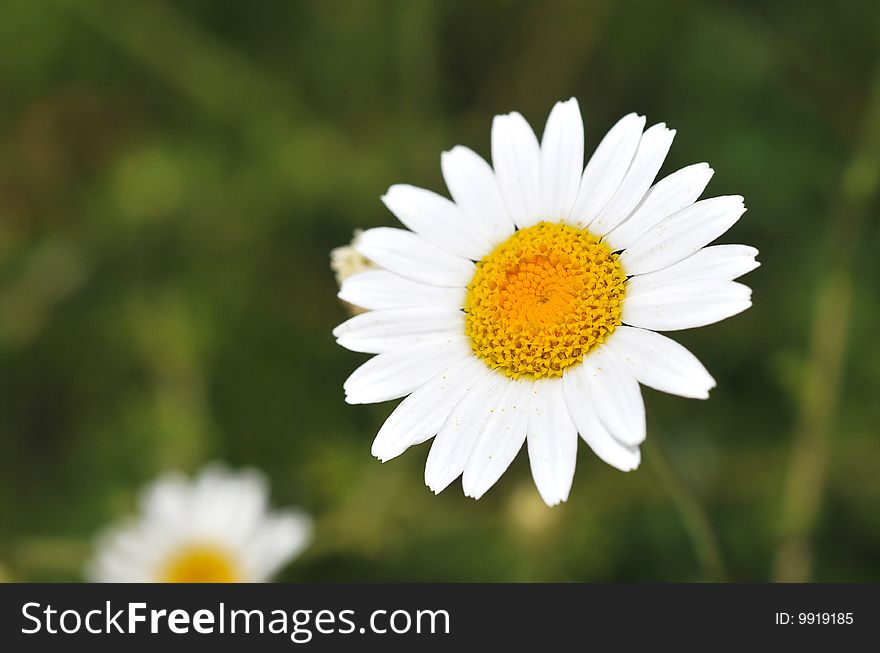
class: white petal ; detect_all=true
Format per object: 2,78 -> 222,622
569,113 -> 645,227
371,357 -> 491,462
382,184 -> 494,260
629,244 -> 760,287
491,111 -> 542,228
87,525 -> 160,582
356,227 -> 475,287
424,372 -> 509,494
539,98 -> 584,220
604,163 -> 714,252
242,510 -> 312,582
140,472 -> 190,527
441,146 -> 516,247
589,123 -> 676,236
604,326 -> 716,399
526,379 -> 578,506
189,466 -> 267,543
618,196 -> 746,275
344,337 -> 471,404
461,379 -> 531,499
338,270 -> 465,311
562,365 -> 641,471
333,306 -> 464,354
579,346 -> 646,446
622,279 -> 752,331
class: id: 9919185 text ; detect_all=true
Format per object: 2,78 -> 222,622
775,612 -> 853,625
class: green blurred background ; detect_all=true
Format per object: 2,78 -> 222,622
1,0 -> 878,582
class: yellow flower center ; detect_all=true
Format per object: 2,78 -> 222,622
160,544 -> 240,583
465,221 -> 626,379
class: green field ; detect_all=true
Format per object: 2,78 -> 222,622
1,0 -> 878,582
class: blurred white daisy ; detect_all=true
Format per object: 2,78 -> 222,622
334,99 -> 758,506
330,229 -> 378,287
331,229 -> 379,316
87,464 -> 312,582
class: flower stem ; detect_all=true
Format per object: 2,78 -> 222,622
772,66 -> 880,582
645,437 -> 726,582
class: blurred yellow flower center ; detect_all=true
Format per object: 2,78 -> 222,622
465,221 -> 626,379
161,544 -> 239,583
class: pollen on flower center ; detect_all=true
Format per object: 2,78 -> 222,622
465,221 -> 626,379
160,544 -> 239,583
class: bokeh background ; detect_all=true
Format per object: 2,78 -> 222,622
1,0 -> 879,582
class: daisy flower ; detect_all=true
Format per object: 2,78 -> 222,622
87,464 -> 312,582
334,99 -> 757,506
